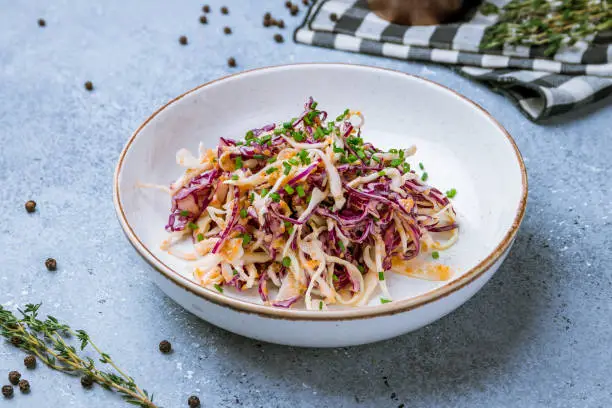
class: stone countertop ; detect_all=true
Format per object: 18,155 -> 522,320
1,1 -> 611,408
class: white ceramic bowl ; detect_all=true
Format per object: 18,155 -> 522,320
114,64 -> 527,347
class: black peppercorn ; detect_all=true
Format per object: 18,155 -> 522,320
25,200 -> 36,213
263,19 -> 271,27
18,379 -> 30,393
274,34 -> 284,43
285,1 -> 292,8
24,355 -> 36,369
199,15 -> 208,24
227,57 -> 236,67
302,0 -> 309,5
179,35 -> 188,45
220,6 -> 228,14
2,385 -> 13,398
38,19 -> 46,27
84,81 -> 94,91
159,340 -> 172,353
10,336 -> 22,347
8,372 -> 20,386
290,5 -> 299,15
264,12 -> 271,20
188,395 -> 201,407
202,5 -> 210,13
330,12 -> 338,22
277,19 -> 285,29
45,258 -> 57,271
223,26 -> 232,34
81,375 -> 94,388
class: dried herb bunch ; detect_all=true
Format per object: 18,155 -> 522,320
480,0 -> 612,56
0,304 -> 157,408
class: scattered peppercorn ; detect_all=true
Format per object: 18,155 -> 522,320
227,57 -> 236,67
18,379 -> 30,393
330,12 -> 338,22
263,19 -> 271,27
81,375 -> 94,388
25,200 -> 36,213
2,385 -> 13,398
38,19 -> 46,27
290,5 -> 299,15
302,0 -> 309,5
10,336 -> 22,347
274,33 -> 284,43
199,15 -> 208,24
188,395 -> 201,407
45,258 -> 57,271
285,1 -> 292,8
220,6 -> 228,14
277,19 -> 285,28
223,26 -> 232,34
179,35 -> 188,45
159,340 -> 172,353
202,5 -> 210,13
24,355 -> 36,369
8,372 -> 20,386
84,81 -> 94,91
264,12 -> 271,20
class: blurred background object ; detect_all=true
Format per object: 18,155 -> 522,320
368,0 -> 482,25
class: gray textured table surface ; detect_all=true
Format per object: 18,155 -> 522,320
1,2 -> 611,408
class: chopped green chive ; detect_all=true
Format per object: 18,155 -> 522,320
333,145 -> 344,154
432,251 -> 440,259
378,271 -> 385,281
253,154 -> 265,160
380,298 -> 392,304
270,192 -> 281,202
399,150 -> 405,160
378,170 -> 386,177
261,188 -> 269,197
283,161 -> 292,176
187,222 -> 198,230
446,188 -> 457,198
311,101 -> 318,109
338,241 -> 345,251
314,127 -> 325,140
332,274 -> 339,282
267,157 -> 277,163
266,167 -> 278,174
356,150 -> 366,159
319,301 -> 323,310
389,148 -> 398,154
214,284 -> 223,293
235,156 -> 243,168
296,185 -> 305,197
179,210 -> 190,217
287,225 -> 294,234
357,265 -> 365,273
274,129 -> 282,136
232,269 -> 238,275
390,158 -> 402,167
419,162 -> 424,170
348,154 -> 358,163
293,131 -> 305,142
288,158 -> 299,166
241,233 -> 252,246
421,172 -> 429,182
284,185 -> 295,194
245,130 -> 254,140
371,155 -> 381,163
283,122 -> 292,129
403,163 -> 411,172
282,256 -> 291,267
196,233 -> 204,242
231,175 -> 239,180
249,193 -> 255,202
240,209 -> 248,218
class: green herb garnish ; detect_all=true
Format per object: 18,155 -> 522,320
284,185 -> 295,194
296,185 -> 305,197
446,188 -> 457,198
378,271 -> 385,281
432,251 -> 440,260
282,256 -> 291,267
214,284 -> 224,293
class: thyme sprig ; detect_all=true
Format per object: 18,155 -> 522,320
0,303 -> 158,408
480,0 -> 612,56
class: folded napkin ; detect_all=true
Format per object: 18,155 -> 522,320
295,0 -> 612,122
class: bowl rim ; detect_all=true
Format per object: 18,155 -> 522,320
113,63 -> 528,321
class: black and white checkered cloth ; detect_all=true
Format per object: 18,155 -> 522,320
294,0 -> 612,122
